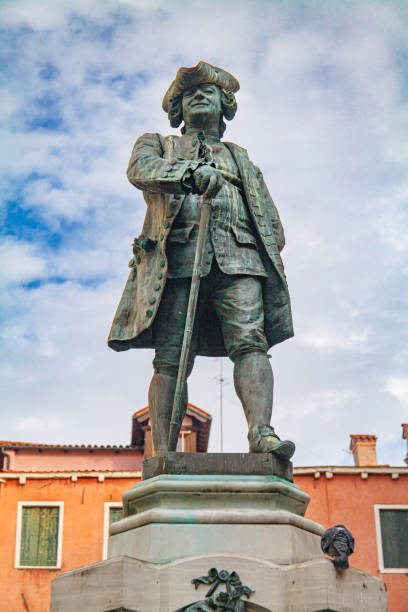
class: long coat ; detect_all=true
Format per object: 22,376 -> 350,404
108,133 -> 294,355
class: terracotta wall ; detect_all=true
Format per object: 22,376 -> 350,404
6,448 -> 143,472
0,475 -> 140,612
294,472 -> 408,612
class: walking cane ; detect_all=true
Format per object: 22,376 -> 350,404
167,191 -> 213,451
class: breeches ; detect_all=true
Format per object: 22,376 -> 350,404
152,263 -> 268,378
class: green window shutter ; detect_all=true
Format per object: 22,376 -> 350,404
380,509 -> 408,568
109,507 -> 123,525
20,506 -> 59,567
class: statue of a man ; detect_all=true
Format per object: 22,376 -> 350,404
108,61 -> 294,459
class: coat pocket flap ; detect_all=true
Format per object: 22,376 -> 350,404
230,225 -> 258,246
167,225 -> 196,243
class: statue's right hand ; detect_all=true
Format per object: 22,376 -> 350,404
192,165 -> 223,199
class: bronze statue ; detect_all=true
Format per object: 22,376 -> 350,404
108,61 -> 294,459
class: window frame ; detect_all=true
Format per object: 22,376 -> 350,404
15,501 -> 64,570
374,504 -> 408,573
102,502 -> 123,560
176,429 -> 192,452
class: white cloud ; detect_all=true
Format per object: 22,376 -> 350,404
385,378 -> 408,406
0,239 -> 47,287
299,326 -> 369,353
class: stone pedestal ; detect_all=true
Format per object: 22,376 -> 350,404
51,455 -> 387,612
109,474 -> 321,565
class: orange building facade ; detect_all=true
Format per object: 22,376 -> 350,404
0,471 -> 140,611
1,417 -> 407,612
297,466 -> 408,612
0,404 -> 211,612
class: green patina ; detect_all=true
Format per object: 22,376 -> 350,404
108,61 -> 295,461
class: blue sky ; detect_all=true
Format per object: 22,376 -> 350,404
1,0 -> 407,466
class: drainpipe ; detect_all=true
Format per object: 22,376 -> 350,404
0,447 -> 11,470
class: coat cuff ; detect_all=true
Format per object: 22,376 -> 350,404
129,159 -> 207,195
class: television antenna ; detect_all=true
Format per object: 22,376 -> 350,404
214,358 -> 229,452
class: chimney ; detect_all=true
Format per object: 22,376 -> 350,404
402,424 -> 408,465
349,434 -> 378,466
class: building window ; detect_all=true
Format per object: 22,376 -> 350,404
102,502 -> 123,560
374,505 -> 408,573
176,430 -> 195,452
15,502 -> 64,569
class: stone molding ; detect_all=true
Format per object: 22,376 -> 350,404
110,507 -> 323,536
110,475 -> 316,536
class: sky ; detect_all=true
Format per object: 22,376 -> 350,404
1,0 -> 407,466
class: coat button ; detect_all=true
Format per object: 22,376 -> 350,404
149,297 -> 156,305
157,272 -> 163,280
160,259 -> 165,268
146,310 -> 153,318
154,284 -> 161,291
163,221 -> 170,229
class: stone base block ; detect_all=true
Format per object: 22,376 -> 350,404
142,452 -> 293,482
108,522 -> 324,564
50,554 -> 387,612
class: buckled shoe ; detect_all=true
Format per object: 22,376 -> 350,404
248,424 -> 295,459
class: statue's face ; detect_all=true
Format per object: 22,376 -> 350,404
182,83 -> 222,127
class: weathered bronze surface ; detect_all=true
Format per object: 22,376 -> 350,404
108,61 -> 294,460
142,452 -> 293,482
183,567 -> 255,612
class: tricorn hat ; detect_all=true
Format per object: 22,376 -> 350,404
162,61 -> 240,113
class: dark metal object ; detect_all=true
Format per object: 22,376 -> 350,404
142,452 -> 293,482
181,567 -> 254,611
104,609 -> 139,612
104,606 -> 137,612
168,196 -> 212,451
321,524 -> 355,569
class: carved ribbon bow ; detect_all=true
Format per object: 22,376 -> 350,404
191,567 -> 254,611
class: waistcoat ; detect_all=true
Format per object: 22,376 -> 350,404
166,136 -> 266,279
